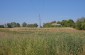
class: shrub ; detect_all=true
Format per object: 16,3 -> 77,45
76,17 -> 85,30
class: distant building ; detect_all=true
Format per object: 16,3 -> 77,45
51,23 -> 62,27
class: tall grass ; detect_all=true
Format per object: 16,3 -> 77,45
0,28 -> 85,55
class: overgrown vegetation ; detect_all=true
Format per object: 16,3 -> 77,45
43,17 -> 85,30
0,28 -> 85,55
75,17 -> 85,30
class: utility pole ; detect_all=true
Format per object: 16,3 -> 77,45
39,14 -> 41,28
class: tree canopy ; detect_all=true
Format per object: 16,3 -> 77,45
0,17 -> 85,30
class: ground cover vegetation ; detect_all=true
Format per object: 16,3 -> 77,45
0,28 -> 85,55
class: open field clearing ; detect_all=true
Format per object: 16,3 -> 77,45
0,27 -> 85,32
0,28 -> 85,55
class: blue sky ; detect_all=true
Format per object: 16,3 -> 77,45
0,0 -> 85,25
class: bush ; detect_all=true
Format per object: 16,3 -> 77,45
7,22 -> 20,28
0,25 -> 4,28
61,19 -> 75,27
76,17 -> 85,30
22,22 -> 27,27
27,23 -> 38,27
81,23 -> 85,30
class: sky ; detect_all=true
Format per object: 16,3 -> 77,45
0,0 -> 85,25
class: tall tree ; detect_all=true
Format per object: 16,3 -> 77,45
67,19 -> 75,27
7,23 -> 12,28
61,19 -> 75,27
16,23 -> 20,27
22,22 -> 27,27
11,22 -> 17,28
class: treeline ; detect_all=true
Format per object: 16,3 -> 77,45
0,17 -> 85,30
43,19 -> 75,28
43,17 -> 85,30
43,21 -> 62,27
0,22 -> 38,28
22,22 -> 38,27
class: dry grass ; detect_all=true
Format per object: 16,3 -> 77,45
0,27 -> 84,32
0,27 -> 85,55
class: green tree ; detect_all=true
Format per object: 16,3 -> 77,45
27,23 -> 38,27
61,20 -> 68,27
81,22 -> 85,30
0,25 -> 4,28
67,19 -> 75,27
11,22 -> 17,28
22,22 -> 27,27
16,23 -> 20,27
61,19 -> 75,27
7,23 -> 12,28
7,22 -> 20,28
43,23 -> 52,27
76,17 -> 85,30
34,23 -> 38,27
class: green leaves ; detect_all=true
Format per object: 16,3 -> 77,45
76,17 -> 85,30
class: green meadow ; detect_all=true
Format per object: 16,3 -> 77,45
0,28 -> 85,55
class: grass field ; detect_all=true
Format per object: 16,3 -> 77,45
0,27 -> 85,55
